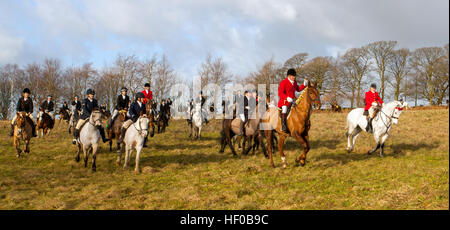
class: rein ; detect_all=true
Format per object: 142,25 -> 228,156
376,105 -> 402,135
132,117 -> 149,136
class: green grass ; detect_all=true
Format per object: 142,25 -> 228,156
0,109 -> 448,210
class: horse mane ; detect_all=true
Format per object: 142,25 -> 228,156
295,87 -> 308,105
382,101 -> 402,112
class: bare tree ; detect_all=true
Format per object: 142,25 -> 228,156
387,48 -> 410,101
198,54 -> 232,89
245,57 -> 283,87
0,64 -> 23,119
341,47 -> 371,108
367,41 -> 397,100
283,53 -> 308,76
152,54 -> 176,101
410,46 -> 447,105
301,56 -> 332,93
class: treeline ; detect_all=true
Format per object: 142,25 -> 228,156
245,41 -> 449,109
0,41 -> 448,120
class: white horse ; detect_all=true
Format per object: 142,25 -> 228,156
119,115 -> 150,173
75,110 -> 103,172
190,102 -> 204,140
346,101 -> 407,157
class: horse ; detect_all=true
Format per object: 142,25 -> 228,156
36,108 -> 54,138
145,102 -> 156,137
74,110 -> 103,172
58,108 -> 70,124
190,102 -> 203,139
108,109 -> 127,153
220,107 -> 267,157
157,107 -> 168,133
12,112 -> 34,157
346,101 -> 407,157
68,105 -> 80,134
118,114 -> 150,173
261,82 -> 321,168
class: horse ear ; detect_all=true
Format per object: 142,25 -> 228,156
139,111 -> 143,117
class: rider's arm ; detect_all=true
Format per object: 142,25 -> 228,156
278,81 -> 288,100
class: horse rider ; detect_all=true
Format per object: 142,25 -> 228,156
107,87 -> 130,129
62,101 -> 69,113
364,83 -> 383,133
195,91 -> 208,124
159,99 -> 168,124
72,89 -> 109,144
119,92 -> 146,143
40,95 -> 55,120
238,90 -> 250,136
278,68 -> 308,134
71,96 -> 82,113
142,83 -> 153,105
10,88 -> 37,137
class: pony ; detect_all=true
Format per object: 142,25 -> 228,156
68,105 -> 80,134
58,108 -> 70,124
118,114 -> 150,173
12,112 -> 34,157
190,102 -> 203,139
220,107 -> 267,157
261,82 -> 321,168
108,109 -> 127,153
36,108 -> 54,138
74,110 -> 103,172
346,101 -> 407,157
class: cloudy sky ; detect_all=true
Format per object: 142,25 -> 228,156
0,0 -> 448,80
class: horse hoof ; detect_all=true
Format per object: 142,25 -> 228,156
282,164 -> 287,169
75,157 -> 80,162
367,151 -> 372,155
92,168 -> 96,172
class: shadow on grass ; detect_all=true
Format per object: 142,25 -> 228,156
140,152 -> 230,168
389,141 -> 441,156
281,137 -> 341,151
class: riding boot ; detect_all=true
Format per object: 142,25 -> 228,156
98,127 -> 109,143
119,127 -> 127,143
72,129 -> 80,145
281,113 -> 289,134
9,124 -> 14,137
366,117 -> 373,133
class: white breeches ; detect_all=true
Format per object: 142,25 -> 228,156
368,102 -> 378,118
122,119 -> 133,129
75,119 -> 86,130
282,106 -> 288,114
239,114 -> 245,122
111,110 -> 119,120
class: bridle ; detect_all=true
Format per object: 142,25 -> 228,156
133,116 -> 149,136
89,111 -> 102,126
377,104 -> 403,134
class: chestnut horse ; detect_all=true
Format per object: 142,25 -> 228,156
37,108 -> 54,138
145,102 -> 156,137
262,82 -> 321,168
13,112 -> 34,157
108,110 -> 127,153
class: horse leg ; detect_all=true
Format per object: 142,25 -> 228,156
265,130 -> 275,167
75,143 -> 81,162
293,133 -> 310,167
24,139 -> 30,154
135,146 -> 143,173
91,144 -> 98,172
14,136 -> 21,158
83,145 -> 89,168
259,133 -> 268,158
379,134 -> 389,157
278,135 -> 288,168
198,126 -> 202,140
123,145 -> 130,169
244,136 -> 253,155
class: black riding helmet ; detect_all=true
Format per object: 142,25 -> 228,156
135,92 -> 145,100
121,87 -> 128,92
287,68 -> 297,77
86,89 -> 95,96
23,88 -> 31,94
370,83 -> 377,89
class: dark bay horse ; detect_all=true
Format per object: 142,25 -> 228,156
13,112 -> 34,157
145,102 -> 156,137
108,110 -> 127,153
262,82 -> 321,168
37,108 -> 54,138
59,108 -> 70,124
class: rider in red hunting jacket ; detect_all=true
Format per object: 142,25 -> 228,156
364,83 -> 383,133
278,69 -> 308,133
141,83 -> 153,104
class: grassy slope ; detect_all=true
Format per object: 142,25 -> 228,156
0,109 -> 448,210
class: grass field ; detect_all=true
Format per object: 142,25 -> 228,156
0,108 -> 448,210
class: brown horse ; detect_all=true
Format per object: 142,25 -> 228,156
145,102 -> 156,137
108,110 -> 127,153
37,108 -> 54,138
59,108 -> 70,124
13,112 -> 34,157
262,82 -> 321,168
220,107 -> 267,157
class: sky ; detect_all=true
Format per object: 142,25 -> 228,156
0,0 -> 448,81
